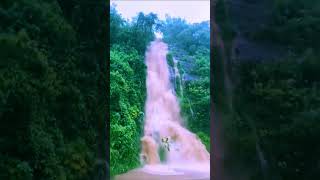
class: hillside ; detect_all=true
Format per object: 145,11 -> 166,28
213,0 -> 320,179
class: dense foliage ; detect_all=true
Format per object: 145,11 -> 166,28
161,17 -> 211,149
214,0 -> 320,179
109,5 -> 158,176
110,6 -> 211,176
160,17 -> 210,56
0,0 -> 107,179
231,54 -> 320,180
183,52 -> 210,135
254,0 -> 320,52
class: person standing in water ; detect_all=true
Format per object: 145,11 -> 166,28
161,137 -> 170,151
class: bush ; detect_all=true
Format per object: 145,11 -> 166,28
197,132 -> 210,151
166,53 -> 174,67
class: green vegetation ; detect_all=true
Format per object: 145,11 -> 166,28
166,53 -> 174,67
161,17 -> 210,148
231,54 -> 320,180
110,7 -> 211,175
110,46 -> 144,175
109,3 -> 211,176
0,0 -> 106,179
197,132 -> 210,151
254,0 -> 320,52
214,0 -> 320,179
110,5 -> 159,176
160,16 -> 210,56
158,146 -> 167,162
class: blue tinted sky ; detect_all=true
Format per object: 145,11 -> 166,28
110,0 -> 210,24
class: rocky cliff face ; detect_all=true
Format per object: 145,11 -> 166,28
167,45 -> 199,83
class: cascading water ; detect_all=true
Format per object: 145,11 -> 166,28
140,39 -> 210,177
173,57 -> 196,120
173,57 -> 184,97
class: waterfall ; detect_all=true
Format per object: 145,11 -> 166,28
140,40 -> 210,172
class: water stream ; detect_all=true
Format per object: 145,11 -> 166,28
115,39 -> 210,180
173,57 -> 184,97
140,39 -> 210,177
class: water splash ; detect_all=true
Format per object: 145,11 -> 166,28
140,40 -> 210,175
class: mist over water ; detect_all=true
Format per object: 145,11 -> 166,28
140,40 -> 210,176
